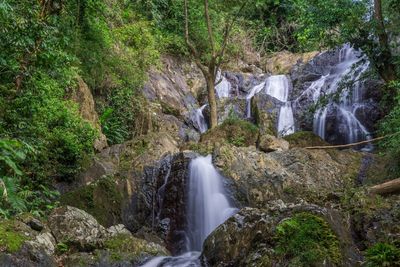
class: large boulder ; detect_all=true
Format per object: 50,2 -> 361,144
0,216 -> 57,267
213,144 -> 362,207
48,206 -> 109,251
202,206 -> 361,267
258,134 -> 289,152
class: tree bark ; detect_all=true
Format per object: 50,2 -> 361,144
373,0 -> 397,82
369,178 -> 400,195
206,74 -> 218,128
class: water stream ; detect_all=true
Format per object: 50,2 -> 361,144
141,155 -> 237,267
306,44 -> 372,149
194,104 -> 208,133
215,71 -> 232,98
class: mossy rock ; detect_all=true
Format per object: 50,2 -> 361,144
97,234 -> 169,264
60,176 -> 123,227
284,131 -> 329,148
274,212 -> 342,266
0,220 -> 30,253
201,118 -> 259,147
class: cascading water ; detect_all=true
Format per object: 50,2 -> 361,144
278,102 -> 295,136
246,81 -> 266,118
141,155 -> 237,267
245,75 -> 295,135
194,104 -> 208,133
265,75 -> 290,102
215,71 -> 232,98
305,44 -> 372,148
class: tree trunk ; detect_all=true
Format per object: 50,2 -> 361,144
374,0 -> 397,82
206,75 -> 218,129
369,178 -> 400,195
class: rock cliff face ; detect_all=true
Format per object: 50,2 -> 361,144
51,49 -> 397,267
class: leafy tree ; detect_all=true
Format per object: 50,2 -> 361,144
184,0 -> 245,128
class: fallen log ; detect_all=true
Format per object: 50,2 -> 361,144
304,134 -> 393,150
369,178 -> 400,195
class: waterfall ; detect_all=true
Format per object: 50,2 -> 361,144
186,155 -> 237,251
265,75 -> 295,136
141,155 -> 237,267
265,75 -> 290,102
215,71 -> 232,98
308,44 -> 372,148
194,104 -> 208,133
246,81 -> 266,118
278,102 -> 295,136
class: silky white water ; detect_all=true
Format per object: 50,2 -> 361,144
278,102 -> 295,136
306,44 -> 372,147
194,104 -> 208,133
215,71 -> 232,98
246,81 -> 266,118
265,75 -> 290,102
141,155 -> 237,267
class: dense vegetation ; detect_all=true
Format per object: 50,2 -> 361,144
0,0 -> 399,236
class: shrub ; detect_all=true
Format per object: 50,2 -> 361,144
365,242 -> 400,267
274,212 -> 341,266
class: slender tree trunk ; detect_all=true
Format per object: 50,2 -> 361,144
206,74 -> 218,128
374,0 -> 397,82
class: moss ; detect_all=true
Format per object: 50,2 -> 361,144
60,176 -> 123,227
201,118 -> 259,147
365,242 -> 400,267
104,234 -> 168,262
274,212 -> 342,266
0,220 -> 27,253
160,101 -> 181,118
283,131 -> 328,148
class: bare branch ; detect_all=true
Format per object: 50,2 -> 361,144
204,0 -> 216,57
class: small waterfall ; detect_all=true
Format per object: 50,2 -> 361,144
264,75 -> 295,136
141,155 -> 237,267
246,81 -> 266,118
309,44 -> 372,148
278,102 -> 295,136
194,104 -> 208,133
215,71 -> 232,98
265,75 -> 290,102
186,155 -> 237,251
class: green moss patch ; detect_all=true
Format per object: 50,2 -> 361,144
274,212 -> 341,266
60,176 -> 123,227
104,234 -> 168,262
283,131 -> 328,148
201,118 -> 259,147
0,220 -> 27,253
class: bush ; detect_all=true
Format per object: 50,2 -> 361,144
274,212 -> 341,266
379,80 -> 400,176
365,242 -> 400,267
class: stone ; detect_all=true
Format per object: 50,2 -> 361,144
70,76 -> 107,151
202,206 -> 361,267
258,134 -> 289,152
213,144 -> 362,207
108,224 -> 132,236
263,50 -> 318,74
48,206 -> 109,251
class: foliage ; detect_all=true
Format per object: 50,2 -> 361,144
274,212 -> 341,266
365,242 -> 400,267
379,81 -> 400,175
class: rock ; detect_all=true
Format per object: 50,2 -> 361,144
63,234 -> 169,267
107,224 -> 132,237
48,206 -> 109,251
213,144 -> 362,207
283,131 -> 329,148
252,93 -> 280,136
0,219 -> 57,267
70,76 -> 107,151
200,119 -> 259,148
263,50 -> 318,74
258,134 -> 289,152
202,206 -> 361,267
